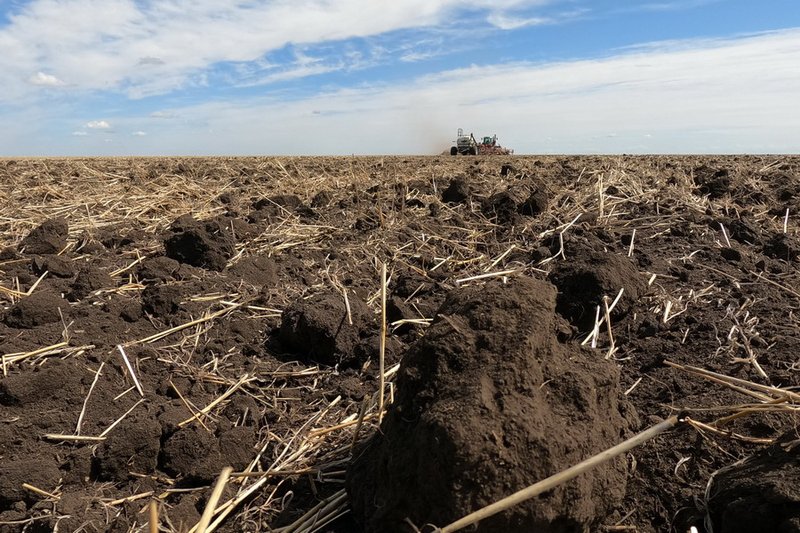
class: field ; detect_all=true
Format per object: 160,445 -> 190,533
0,155 -> 799,533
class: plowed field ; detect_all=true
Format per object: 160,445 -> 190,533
1,155 -> 798,533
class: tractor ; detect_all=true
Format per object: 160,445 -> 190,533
450,128 -> 513,156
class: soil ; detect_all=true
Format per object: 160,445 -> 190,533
18,218 -> 69,255
348,277 -> 632,532
0,155 -> 799,533
706,429 -> 800,533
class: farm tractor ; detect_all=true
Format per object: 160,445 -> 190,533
450,128 -> 513,156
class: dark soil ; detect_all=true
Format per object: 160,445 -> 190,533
549,248 -> 646,331
1,155 -> 799,533
19,217 -> 68,255
3,290 -> 69,328
163,215 -> 235,271
348,277 -> 632,532
279,291 -> 376,367
442,177 -> 472,204
706,429 -> 800,533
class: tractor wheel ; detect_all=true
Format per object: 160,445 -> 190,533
450,147 -> 458,156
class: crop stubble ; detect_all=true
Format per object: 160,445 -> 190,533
0,155 -> 799,532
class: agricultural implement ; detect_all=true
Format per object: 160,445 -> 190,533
450,128 -> 513,156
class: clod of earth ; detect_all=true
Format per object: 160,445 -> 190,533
95,411 -> 162,482
279,291 -> 376,367
142,283 -> 184,318
0,456 -> 61,507
481,182 -> 549,224
442,177 -> 471,204
19,217 -> 69,255
693,165 -> 731,198
228,255 -> 278,286
159,425 -> 255,484
163,215 -> 235,271
137,256 -> 181,283
3,290 -> 70,329
68,266 -> 113,301
707,431 -> 800,533
31,254 -> 74,278
762,233 -> 799,261
249,194 -> 308,222
549,250 -> 646,331
0,359 -> 84,407
347,277 -> 633,532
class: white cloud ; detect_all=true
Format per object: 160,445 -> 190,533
86,120 -> 110,129
121,29 -> 800,155
71,130 -> 87,136
487,13 -> 551,30
150,111 -> 178,119
29,71 -> 65,86
0,0 -> 544,100
2,27 -> 799,155
131,130 -> 146,136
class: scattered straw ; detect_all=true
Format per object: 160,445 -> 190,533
22,483 -> 60,501
455,269 -> 517,284
178,374 -> 252,427
194,467 -> 233,533
75,362 -> 105,435
379,262 -> 387,423
117,344 -> 144,397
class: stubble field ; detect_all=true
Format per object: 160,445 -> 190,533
0,155 -> 799,533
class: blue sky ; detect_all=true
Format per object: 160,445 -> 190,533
1,0 -> 799,155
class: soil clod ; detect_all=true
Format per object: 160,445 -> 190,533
279,291 -> 375,367
19,217 -> 69,255
69,266 -> 113,301
32,254 -> 74,278
163,215 -> 235,271
442,177 -> 471,204
3,290 -> 69,329
549,250 -> 646,331
708,431 -> 800,533
348,277 -> 632,532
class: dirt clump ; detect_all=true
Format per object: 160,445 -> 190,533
160,424 -> 255,484
68,265 -> 113,300
228,255 -> 278,286
94,411 -> 162,482
0,455 -> 61,508
549,250 -> 646,331
160,425 -> 222,483
347,277 -> 632,532
693,165 -> 731,198
31,254 -> 74,278
141,283 -> 184,318
163,215 -> 235,271
707,431 -> 800,533
0,358 -> 84,407
442,177 -> 471,204
762,233 -> 799,262
168,495 -> 202,530
137,256 -> 181,283
250,194 -> 307,222
19,217 -> 69,254
279,291 -> 375,367
3,290 -> 69,329
482,182 -> 549,224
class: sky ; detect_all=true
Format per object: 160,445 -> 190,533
1,0 -> 799,155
